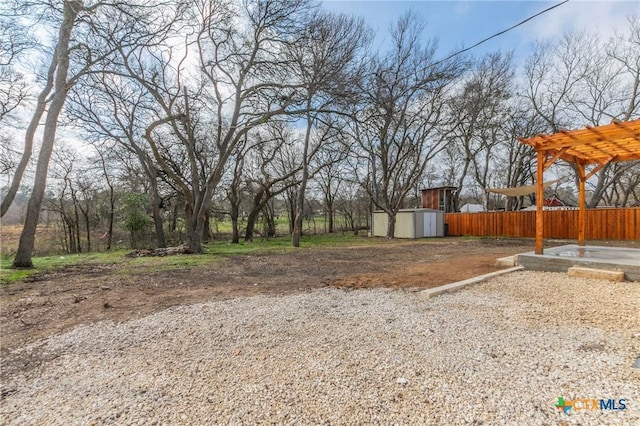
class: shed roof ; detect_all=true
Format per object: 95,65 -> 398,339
519,119 -> 640,165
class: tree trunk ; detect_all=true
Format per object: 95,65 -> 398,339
202,211 -> 212,243
229,190 -> 241,243
171,204 -> 178,232
326,198 -> 334,233
150,181 -> 166,248
386,212 -> 396,239
228,155 -> 244,244
184,204 -> 204,253
14,1 -> 81,267
82,209 -> 91,252
65,215 -> 78,253
72,195 -> 81,253
64,218 -> 72,253
229,185 -> 241,243
344,211 -> 354,233
185,225 -> 200,253
285,189 -> 296,235
244,189 -> 265,242
58,197 -> 68,252
264,202 -> 276,237
192,219 -> 204,253
292,199 -> 303,247
244,209 -> 259,242
292,108 -> 313,248
97,149 -> 115,250
106,196 -> 114,250
231,205 -> 240,244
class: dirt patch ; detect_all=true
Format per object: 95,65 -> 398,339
331,255 -> 506,289
0,236 -> 620,379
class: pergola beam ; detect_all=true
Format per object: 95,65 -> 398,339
519,120 -> 640,163
583,157 -> 614,182
543,147 -> 568,171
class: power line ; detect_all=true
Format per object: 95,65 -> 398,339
432,0 -> 570,67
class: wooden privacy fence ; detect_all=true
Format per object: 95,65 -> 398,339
445,208 -> 640,240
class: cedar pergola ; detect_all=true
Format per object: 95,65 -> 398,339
519,119 -> 640,254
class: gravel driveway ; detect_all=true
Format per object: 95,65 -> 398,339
2,270 -> 639,425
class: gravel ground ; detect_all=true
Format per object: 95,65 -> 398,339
1,270 -> 639,425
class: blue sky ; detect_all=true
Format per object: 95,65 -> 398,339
321,1 -> 640,61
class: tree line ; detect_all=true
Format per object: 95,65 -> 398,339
1,0 -> 638,267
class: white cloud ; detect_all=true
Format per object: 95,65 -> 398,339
453,1 -> 471,16
521,1 -> 638,43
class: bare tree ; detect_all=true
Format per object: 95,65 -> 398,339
11,0 -> 182,267
68,73 -> 168,248
497,107 -> 547,210
47,145 -> 106,254
112,0 -> 317,253
446,51 -> 513,210
334,170 -> 370,234
288,11 -> 370,246
226,141 -> 247,244
242,123 -> 302,242
0,5 -> 30,124
595,14 -> 640,206
525,33 -> 594,133
46,144 -> 84,253
313,138 -> 349,233
0,135 -> 22,186
12,1 -> 84,266
94,145 -> 117,249
524,18 -> 640,209
350,12 -> 463,238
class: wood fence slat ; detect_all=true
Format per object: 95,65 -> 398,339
444,208 -> 639,241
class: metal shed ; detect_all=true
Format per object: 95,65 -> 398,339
372,208 -> 445,238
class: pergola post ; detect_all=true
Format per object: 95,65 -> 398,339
535,150 -> 544,255
577,163 -> 586,246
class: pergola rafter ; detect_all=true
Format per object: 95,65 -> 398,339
519,118 -> 640,254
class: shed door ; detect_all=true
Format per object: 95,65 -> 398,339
423,212 -> 436,237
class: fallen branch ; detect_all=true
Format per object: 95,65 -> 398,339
125,244 -> 193,258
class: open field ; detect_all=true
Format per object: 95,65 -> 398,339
1,235 -> 639,424
0,216 -> 364,259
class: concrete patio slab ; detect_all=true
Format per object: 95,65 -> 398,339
517,244 -> 640,281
